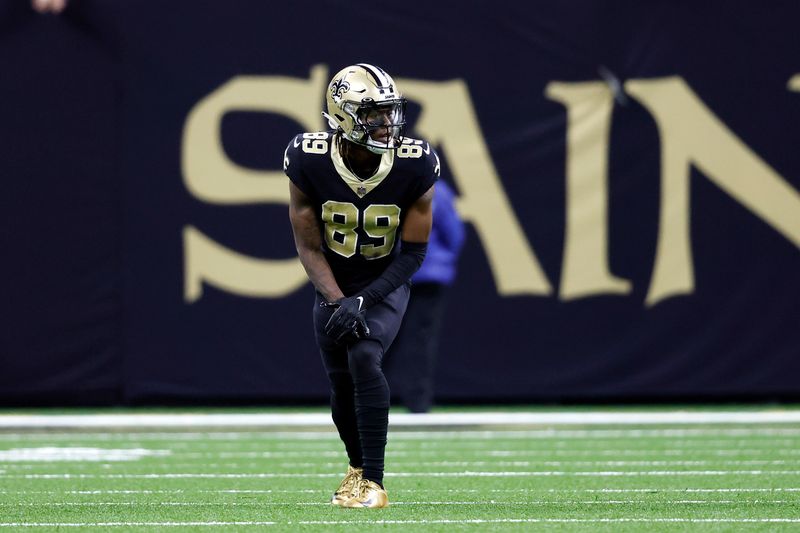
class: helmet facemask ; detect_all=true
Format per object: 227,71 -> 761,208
345,99 -> 407,154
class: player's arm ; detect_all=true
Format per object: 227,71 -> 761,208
399,184 -> 435,243
288,182 -> 345,303
358,184 -> 435,307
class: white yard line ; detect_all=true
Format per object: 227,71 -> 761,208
31,498 -> 800,504
2,518 -> 800,527
6,470 -> 800,479
159,449 -> 800,457
302,518 -> 800,524
1,499 -> 797,506
3,448 -> 790,459
0,522 -> 278,528
4,488 -> 800,495
304,518 -> 800,524
1,410 -> 800,428
2,428 -> 800,440
4,459 -> 799,469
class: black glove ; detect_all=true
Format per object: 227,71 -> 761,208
322,296 -> 370,342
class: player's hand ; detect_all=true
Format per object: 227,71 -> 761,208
323,296 -> 370,342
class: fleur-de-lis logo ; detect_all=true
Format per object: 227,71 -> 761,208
330,78 -> 350,99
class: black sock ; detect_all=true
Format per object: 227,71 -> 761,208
329,373 -> 363,468
354,374 -> 389,486
363,478 -> 384,489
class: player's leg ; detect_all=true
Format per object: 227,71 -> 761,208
380,307 -> 408,407
314,294 -> 364,504
342,283 -> 409,508
346,338 -> 389,485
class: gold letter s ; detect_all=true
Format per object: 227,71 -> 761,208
181,66 -> 328,302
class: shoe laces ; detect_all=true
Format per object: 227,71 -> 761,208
338,468 -> 361,492
350,478 -> 370,499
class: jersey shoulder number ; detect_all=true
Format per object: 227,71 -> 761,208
284,131 -> 333,172
297,131 -> 332,156
396,137 -> 440,178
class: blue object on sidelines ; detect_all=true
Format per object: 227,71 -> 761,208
411,180 -> 465,286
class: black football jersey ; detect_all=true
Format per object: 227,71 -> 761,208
284,131 -> 439,295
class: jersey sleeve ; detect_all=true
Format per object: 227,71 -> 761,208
283,134 -> 313,196
413,142 -> 440,200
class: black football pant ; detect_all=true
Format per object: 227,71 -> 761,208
384,282 -> 448,413
314,283 -> 410,486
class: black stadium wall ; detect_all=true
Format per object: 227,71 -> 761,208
1,1 -> 799,405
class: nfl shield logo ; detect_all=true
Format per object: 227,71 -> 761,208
357,186 -> 367,196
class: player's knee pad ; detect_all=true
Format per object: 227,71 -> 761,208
347,340 -> 384,383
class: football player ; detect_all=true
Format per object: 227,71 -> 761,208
284,63 -> 438,508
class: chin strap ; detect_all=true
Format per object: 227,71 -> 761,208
322,112 -> 339,130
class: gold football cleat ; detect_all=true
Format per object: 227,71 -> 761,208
331,465 -> 363,506
342,479 -> 389,508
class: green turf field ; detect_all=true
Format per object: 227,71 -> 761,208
1,409 -> 800,531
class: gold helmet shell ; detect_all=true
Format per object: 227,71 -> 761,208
324,63 -> 407,154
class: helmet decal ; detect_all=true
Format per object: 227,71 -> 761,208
330,78 -> 350,100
